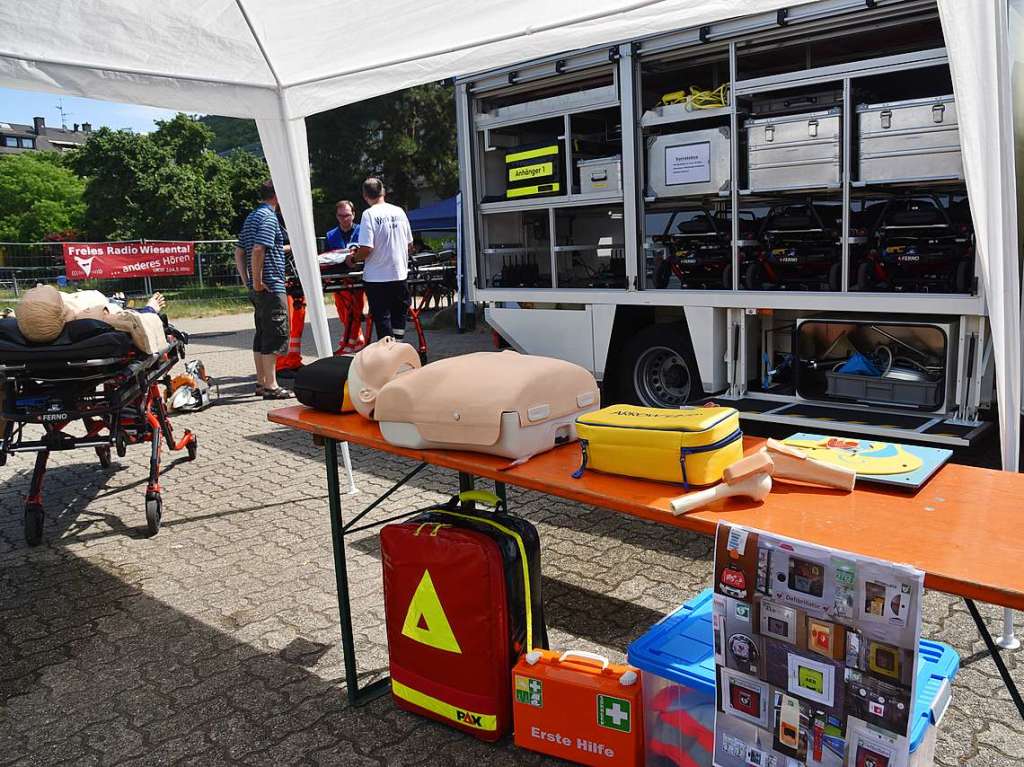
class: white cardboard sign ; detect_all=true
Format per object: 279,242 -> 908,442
665,141 -> 712,185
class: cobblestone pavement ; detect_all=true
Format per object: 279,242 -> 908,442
1,311 -> 1021,766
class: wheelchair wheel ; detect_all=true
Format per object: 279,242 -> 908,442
186,434 -> 198,462
145,493 -> 162,537
24,504 -> 44,547
96,446 -> 112,468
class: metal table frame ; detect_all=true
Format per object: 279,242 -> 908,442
320,437 -> 1024,718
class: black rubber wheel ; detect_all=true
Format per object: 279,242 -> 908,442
186,434 -> 198,461
954,260 -> 973,293
653,260 -> 672,289
828,262 -> 842,292
145,494 -> 162,537
616,323 -> 703,408
24,504 -> 44,547
744,261 -> 765,290
721,264 -> 733,290
855,261 -> 874,291
115,431 -> 128,458
96,446 -> 112,468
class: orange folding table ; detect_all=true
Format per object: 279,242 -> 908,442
268,406 -> 1024,715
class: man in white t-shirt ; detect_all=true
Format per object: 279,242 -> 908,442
350,177 -> 415,340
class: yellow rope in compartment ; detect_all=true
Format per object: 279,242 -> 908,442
657,84 -> 729,110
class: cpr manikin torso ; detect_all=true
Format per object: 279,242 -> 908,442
349,338 -> 600,461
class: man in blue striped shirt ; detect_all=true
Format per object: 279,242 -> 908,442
234,180 -> 293,399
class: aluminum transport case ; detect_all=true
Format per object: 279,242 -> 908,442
746,108 -> 841,192
857,95 -> 962,184
647,127 -> 731,199
578,155 -> 622,195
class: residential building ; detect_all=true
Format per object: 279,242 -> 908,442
0,117 -> 90,155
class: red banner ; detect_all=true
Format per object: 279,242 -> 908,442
63,241 -> 195,280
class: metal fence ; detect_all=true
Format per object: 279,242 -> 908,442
0,238 -> 326,317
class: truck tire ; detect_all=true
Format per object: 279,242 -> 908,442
616,324 -> 703,408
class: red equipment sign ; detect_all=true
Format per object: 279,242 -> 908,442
63,241 -> 195,280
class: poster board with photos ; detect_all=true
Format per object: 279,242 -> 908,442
711,522 -> 924,767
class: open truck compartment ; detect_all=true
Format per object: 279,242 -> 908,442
457,0 -> 998,448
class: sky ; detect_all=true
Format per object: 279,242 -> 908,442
0,89 -> 182,133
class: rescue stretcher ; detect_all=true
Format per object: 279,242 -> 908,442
279,250 -> 458,371
0,316 -> 198,545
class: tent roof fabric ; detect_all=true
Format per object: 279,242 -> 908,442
1,0 -> 823,119
408,196 -> 457,232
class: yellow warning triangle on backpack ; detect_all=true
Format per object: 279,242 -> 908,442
401,570 -> 462,654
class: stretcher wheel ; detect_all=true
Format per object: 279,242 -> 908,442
116,431 -> 128,458
828,262 -> 842,292
145,493 -> 162,537
186,434 -> 198,461
955,260 -> 972,293
24,504 -> 44,547
96,446 -> 112,468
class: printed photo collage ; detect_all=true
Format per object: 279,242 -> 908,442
711,523 -> 925,767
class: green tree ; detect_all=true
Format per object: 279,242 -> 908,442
306,82 -> 457,228
0,153 -> 85,241
199,115 -> 260,154
72,114 -> 268,241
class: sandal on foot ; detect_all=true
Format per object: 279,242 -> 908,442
262,388 -> 294,400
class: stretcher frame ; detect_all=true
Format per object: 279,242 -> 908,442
1,337 -> 198,544
280,261 -> 457,369
268,407 -> 1024,721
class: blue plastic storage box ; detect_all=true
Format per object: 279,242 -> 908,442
627,588 -> 960,767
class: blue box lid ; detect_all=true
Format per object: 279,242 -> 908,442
627,588 -> 717,695
627,588 -> 960,753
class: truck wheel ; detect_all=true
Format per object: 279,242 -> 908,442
617,324 -> 703,408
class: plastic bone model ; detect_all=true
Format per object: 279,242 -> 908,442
670,452 -> 773,516
667,439 -> 858,516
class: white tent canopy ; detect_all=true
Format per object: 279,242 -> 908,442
1,0 -> 1019,471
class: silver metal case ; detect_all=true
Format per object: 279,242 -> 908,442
746,108 -> 841,192
856,95 -> 962,184
646,126 -> 731,199
578,155 -> 623,195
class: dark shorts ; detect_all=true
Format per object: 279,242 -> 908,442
250,290 -> 289,355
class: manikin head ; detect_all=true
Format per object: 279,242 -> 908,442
348,337 -> 421,418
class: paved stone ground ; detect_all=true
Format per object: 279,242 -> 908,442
1,310 -> 1021,766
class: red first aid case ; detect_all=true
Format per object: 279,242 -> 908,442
512,649 -> 645,766
381,492 -> 547,741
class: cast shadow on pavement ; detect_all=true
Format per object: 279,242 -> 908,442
0,542 -> 561,765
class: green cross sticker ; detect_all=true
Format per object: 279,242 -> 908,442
515,675 -> 543,707
597,695 -> 631,732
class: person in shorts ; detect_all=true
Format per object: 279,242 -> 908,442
349,178 -> 414,341
234,180 -> 293,399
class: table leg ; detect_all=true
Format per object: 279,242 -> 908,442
325,439 -> 391,707
964,598 -> 1024,720
495,481 -> 508,509
459,472 -> 475,512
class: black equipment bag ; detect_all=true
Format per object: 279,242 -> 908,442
293,355 -> 354,413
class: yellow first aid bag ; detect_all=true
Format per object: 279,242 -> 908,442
573,404 -> 743,486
